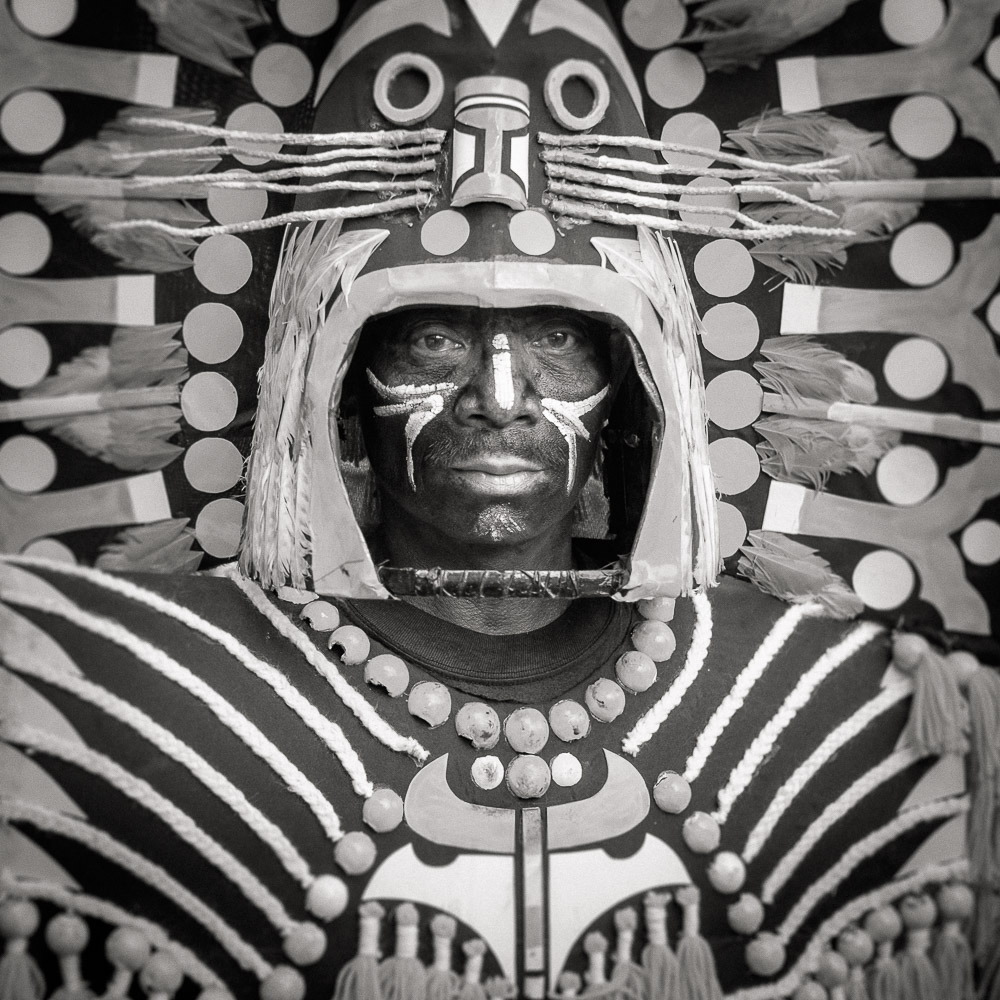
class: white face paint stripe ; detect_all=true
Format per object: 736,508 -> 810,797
491,333 -> 515,411
366,369 -> 456,490
540,385 -> 610,492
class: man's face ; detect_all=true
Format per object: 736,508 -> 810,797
357,306 -> 615,560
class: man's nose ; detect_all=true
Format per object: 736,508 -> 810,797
453,336 -> 542,428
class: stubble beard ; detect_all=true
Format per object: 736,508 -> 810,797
472,503 -> 528,543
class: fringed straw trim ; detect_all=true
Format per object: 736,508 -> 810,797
229,570 -> 430,763
8,724 -> 301,934
723,860 -> 967,1000
7,557 -> 374,798
544,162 -> 836,215
546,197 -> 854,241
0,874 -> 231,996
683,603 -> 820,783
123,116 -> 446,147
1,800 -> 273,980
713,622 -> 883,825
110,141 -> 441,165
742,683 -> 913,864
2,585 -> 347,843
104,194 -> 433,239
762,748 -> 921,903
2,646 -> 314,888
622,591 -> 713,756
776,797 -> 969,943
536,132 -> 847,177
134,178 -> 436,197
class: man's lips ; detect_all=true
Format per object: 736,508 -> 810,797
448,456 -> 548,495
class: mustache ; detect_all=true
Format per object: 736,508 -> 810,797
420,428 -> 568,468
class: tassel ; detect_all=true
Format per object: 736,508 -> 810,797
932,885 -> 974,1000
102,927 -> 152,999
457,940 -> 487,1000
683,0 -> 858,72
641,892 -> 680,1000
755,337 -> 877,408
836,927 -> 873,1000
754,416 -> 900,490
135,0 -> 269,77
425,915 -> 458,1000
379,905 -> 426,1000
333,902 -> 384,1000
483,978 -> 516,1000
891,635 -> 969,757
965,665 -> 1000,900
896,895 -> 939,1000
676,887 -> 722,1000
863,906 -> 902,1000
556,972 -> 582,998
582,933 -> 609,996
137,951 -> 183,1000
610,908 -> 647,1000
817,948 -> 849,1000
0,900 -> 45,1000
44,914 -> 94,1000
96,519 -> 203,573
738,530 -> 863,619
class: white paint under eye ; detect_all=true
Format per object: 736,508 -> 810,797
366,369 -> 457,489
540,385 -> 610,492
491,333 -> 514,411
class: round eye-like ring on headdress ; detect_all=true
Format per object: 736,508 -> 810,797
373,52 -> 445,126
544,59 -> 611,132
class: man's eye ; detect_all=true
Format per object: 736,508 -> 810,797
413,332 -> 463,353
535,329 -> 578,352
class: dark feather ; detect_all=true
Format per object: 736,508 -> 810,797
756,336 -> 878,405
749,238 -> 847,285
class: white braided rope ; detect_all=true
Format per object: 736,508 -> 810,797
712,622 -> 883,824
123,116 -> 446,146
2,587 -> 346,842
112,141 -> 440,165
775,796 -> 968,943
543,163 -> 836,215
0,873 -> 231,997
3,639 -> 315,888
761,748 -> 921,903
536,132 -> 847,177
228,570 -> 429,763
684,603 -> 819,783
8,724 -> 301,934
723,860 -> 968,1000
0,799 -> 272,980
622,591 -> 713,756
8,557 -> 374,797
741,682 -> 913,864
105,194 -> 433,239
547,197 -> 853,242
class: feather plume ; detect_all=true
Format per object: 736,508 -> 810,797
241,223 -> 391,590
137,0 -> 269,77
755,336 -> 878,406
755,415 -> 901,489
38,195 -> 207,271
749,237 -> 847,285
738,529 -> 863,618
684,0 -> 860,72
726,110 -> 916,181
22,325 -> 186,470
43,107 -> 221,178
96,519 -> 203,573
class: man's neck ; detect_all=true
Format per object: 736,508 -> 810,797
373,513 -> 576,634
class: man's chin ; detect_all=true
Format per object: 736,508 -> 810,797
471,504 -> 529,544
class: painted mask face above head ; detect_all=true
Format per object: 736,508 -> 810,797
354,306 -> 615,567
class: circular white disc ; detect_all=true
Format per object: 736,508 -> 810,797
882,337 -> 948,400
852,549 -> 915,610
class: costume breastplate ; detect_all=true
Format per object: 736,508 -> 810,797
0,559 -> 978,1000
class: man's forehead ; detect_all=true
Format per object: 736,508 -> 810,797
367,305 -> 618,339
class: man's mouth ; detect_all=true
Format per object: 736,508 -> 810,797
449,456 -> 547,495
